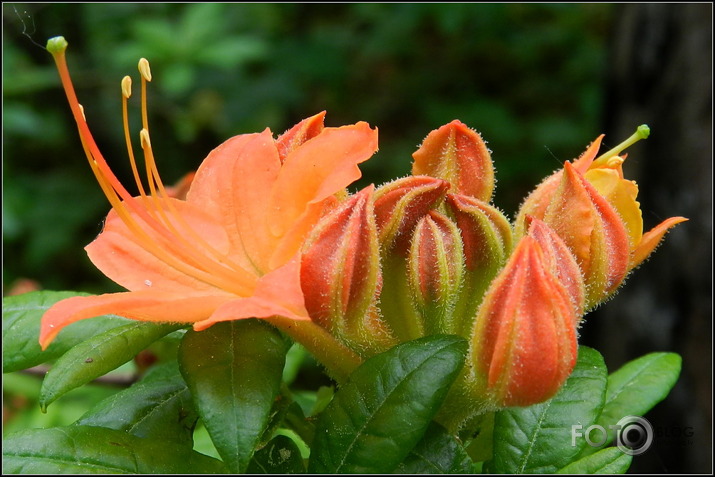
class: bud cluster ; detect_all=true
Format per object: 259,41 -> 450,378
299,119 -> 686,419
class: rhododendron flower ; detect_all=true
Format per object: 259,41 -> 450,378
40,37 -> 378,351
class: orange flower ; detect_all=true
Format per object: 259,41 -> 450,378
40,38 -> 378,351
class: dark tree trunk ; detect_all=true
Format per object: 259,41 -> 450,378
582,3 -> 712,473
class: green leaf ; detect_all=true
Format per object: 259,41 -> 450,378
2,425 -> 227,474
490,346 -> 608,474
556,447 -> 632,474
592,352 -> 682,450
395,421 -> 473,474
75,361 -> 197,445
308,335 -> 468,474
39,322 -> 181,410
247,435 -> 306,474
179,320 -> 290,474
2,291 -> 131,373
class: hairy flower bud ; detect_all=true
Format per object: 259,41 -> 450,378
412,120 -> 494,201
373,175 -> 450,252
469,236 -> 578,409
525,216 -> 585,317
301,186 -> 393,353
407,211 -> 465,335
445,193 -> 513,336
516,129 -> 686,309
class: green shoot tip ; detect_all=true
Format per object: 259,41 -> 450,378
46,36 -> 68,55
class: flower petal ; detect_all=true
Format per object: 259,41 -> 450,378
86,198 -> 247,296
40,291 -> 232,349
631,216 -> 688,269
585,168 -> 643,248
187,131 -> 281,273
269,122 -> 379,240
193,257 -> 310,331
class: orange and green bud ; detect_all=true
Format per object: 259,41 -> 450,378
516,127 -> 687,309
407,211 -> 465,335
445,193 -> 513,336
468,236 -> 578,409
412,120 -> 495,202
301,186 -> 393,354
524,216 -> 585,317
373,175 -> 450,252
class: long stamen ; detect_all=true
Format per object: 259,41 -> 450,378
134,67 -> 251,274
47,37 -> 255,294
121,76 -> 149,199
592,124 -> 650,167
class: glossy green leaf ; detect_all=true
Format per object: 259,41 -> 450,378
2,291 -> 131,373
39,322 -> 181,410
591,352 -> 682,450
75,361 -> 197,445
179,320 -> 290,474
247,435 -> 306,474
308,335 -> 468,474
490,346 -> 608,474
557,447 -> 632,474
395,421 -> 473,474
2,425 -> 227,474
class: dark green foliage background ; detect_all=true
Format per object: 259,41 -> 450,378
3,3 -> 610,292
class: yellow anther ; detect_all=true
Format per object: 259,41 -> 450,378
138,58 -> 152,82
140,128 -> 151,150
78,104 -> 86,121
121,76 -> 132,99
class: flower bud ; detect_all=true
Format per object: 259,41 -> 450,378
468,236 -> 578,409
407,211 -> 465,335
373,175 -> 450,252
445,193 -> 513,336
525,216 -> 585,317
412,120 -> 494,202
516,129 -> 687,308
301,186 -> 393,353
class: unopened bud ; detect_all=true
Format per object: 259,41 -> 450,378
469,236 -> 578,409
445,193 -> 513,336
407,211 -> 465,335
412,120 -> 494,201
301,186 -> 393,354
373,175 -> 449,252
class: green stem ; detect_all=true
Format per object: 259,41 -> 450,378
269,317 -> 363,383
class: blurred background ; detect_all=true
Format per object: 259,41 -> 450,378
3,4 -> 711,473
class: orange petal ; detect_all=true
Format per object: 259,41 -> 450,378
194,257 -> 310,330
187,131 -> 281,272
571,134 -> 604,174
40,291 -> 232,349
87,199 -> 240,296
276,112 -> 326,162
269,122 -> 378,239
631,216 -> 688,269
